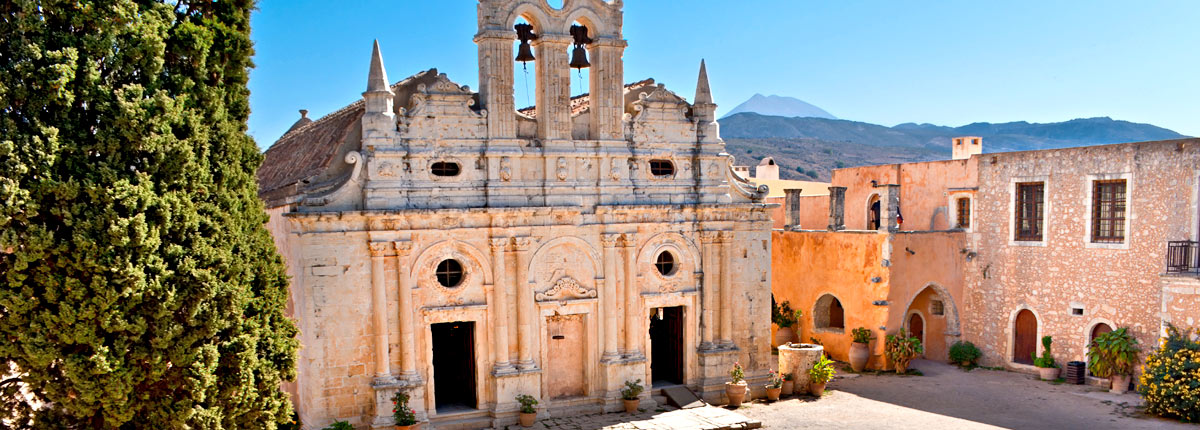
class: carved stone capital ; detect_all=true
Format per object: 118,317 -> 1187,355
718,231 -> 734,243
393,241 -> 413,256
600,233 -> 622,248
512,236 -> 535,252
368,241 -> 392,257
699,231 -> 720,244
620,233 -> 637,248
488,237 -> 510,252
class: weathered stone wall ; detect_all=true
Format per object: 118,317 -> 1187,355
831,158 -> 976,232
888,232 -> 968,362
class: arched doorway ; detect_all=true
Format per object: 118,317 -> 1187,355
1013,309 -> 1038,365
868,195 -> 881,230
902,284 -> 961,361
908,313 -> 925,351
1088,322 -> 1113,376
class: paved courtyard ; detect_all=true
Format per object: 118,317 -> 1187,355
493,405 -> 760,430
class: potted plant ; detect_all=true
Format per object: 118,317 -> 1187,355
1032,336 -> 1061,380
725,361 -> 748,407
884,332 -> 923,374
620,379 -> 643,413
392,391 -> 419,430
849,327 -> 873,372
948,341 -> 981,367
808,355 -> 836,396
772,301 -> 803,346
515,394 -> 538,427
1087,327 -> 1141,394
780,372 -> 795,396
765,370 -> 783,401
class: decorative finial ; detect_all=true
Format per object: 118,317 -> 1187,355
366,39 -> 391,94
695,59 -> 713,105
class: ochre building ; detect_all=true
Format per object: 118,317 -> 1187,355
258,1 -> 775,428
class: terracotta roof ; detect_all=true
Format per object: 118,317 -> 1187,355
518,78 -> 656,118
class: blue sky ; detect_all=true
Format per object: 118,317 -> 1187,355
248,1 -> 1200,148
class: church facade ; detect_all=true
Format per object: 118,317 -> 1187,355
258,1 -> 775,428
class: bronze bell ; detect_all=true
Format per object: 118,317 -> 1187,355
514,23 -> 537,63
515,41 -> 535,63
569,45 -> 590,69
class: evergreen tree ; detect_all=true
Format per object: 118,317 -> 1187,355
0,1 -> 298,428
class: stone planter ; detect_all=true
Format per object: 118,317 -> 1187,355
519,412 -> 536,427
778,343 -> 824,393
809,381 -> 827,397
774,326 -> 797,346
1110,374 -> 1131,394
622,399 -> 639,413
725,381 -> 748,407
765,386 -> 781,401
781,380 -> 794,396
1038,366 -> 1061,381
849,342 -> 870,372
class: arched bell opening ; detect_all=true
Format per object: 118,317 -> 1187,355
567,21 -> 593,98
513,15 -> 541,122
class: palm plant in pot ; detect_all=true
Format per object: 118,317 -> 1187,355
849,327 -> 874,372
620,379 -> 643,413
1088,327 -> 1141,394
765,370 -> 783,401
772,300 -> 802,346
1032,336 -> 1061,380
392,391 -> 419,430
515,394 -> 538,427
725,361 -> 748,407
884,331 -> 923,374
780,372 -> 795,396
808,355 -> 836,397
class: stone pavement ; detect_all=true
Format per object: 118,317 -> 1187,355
492,405 -> 761,430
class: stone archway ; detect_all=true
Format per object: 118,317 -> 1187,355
901,283 -> 961,362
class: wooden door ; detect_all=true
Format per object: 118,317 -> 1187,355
546,314 -> 586,399
1013,310 -> 1037,364
908,313 -> 925,350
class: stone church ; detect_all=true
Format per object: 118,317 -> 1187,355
258,1 -> 774,428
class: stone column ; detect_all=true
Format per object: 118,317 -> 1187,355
785,188 -> 804,230
601,233 -> 622,361
489,238 -> 516,374
588,37 -> 627,140
514,237 -> 536,370
622,233 -> 642,359
719,231 -> 734,347
699,231 -> 718,350
533,34 -> 572,141
883,184 -> 901,232
827,186 -> 847,231
394,241 -> 418,380
474,30 -> 516,139
368,242 -> 393,378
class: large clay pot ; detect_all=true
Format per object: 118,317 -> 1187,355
622,399 -> 639,413
395,424 -> 420,430
765,386 -> 781,401
774,326 -> 796,346
849,342 -> 870,372
1038,367 -> 1061,381
809,381 -> 827,397
519,412 -> 536,427
781,380 -> 794,396
1110,374 -> 1131,394
725,381 -> 748,407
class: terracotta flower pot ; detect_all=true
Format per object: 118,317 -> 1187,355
1110,374 -> 1131,394
774,326 -> 796,347
1038,367 -> 1061,381
849,342 -> 870,372
766,386 -> 781,401
395,424 -> 420,430
725,381 -> 748,407
809,381 -> 827,397
781,380 -> 794,396
519,412 -> 536,427
622,398 -> 639,413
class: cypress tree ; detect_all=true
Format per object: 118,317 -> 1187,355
0,1 -> 298,428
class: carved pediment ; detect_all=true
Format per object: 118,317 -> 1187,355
536,277 -> 597,302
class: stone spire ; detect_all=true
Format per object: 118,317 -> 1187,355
366,39 -> 391,94
695,59 -> 713,105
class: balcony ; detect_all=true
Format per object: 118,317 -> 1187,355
1166,241 -> 1200,274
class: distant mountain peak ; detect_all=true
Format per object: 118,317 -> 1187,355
723,94 -> 836,120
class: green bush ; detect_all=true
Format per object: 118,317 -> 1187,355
620,379 -> 644,400
948,341 -> 982,366
809,356 -> 837,384
772,300 -> 802,329
1088,327 -> 1141,377
516,394 -> 538,414
392,390 -> 417,426
851,327 -> 874,344
322,421 -> 354,430
1138,324 -> 1200,422
1032,336 -> 1058,368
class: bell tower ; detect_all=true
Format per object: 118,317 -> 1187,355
475,0 -> 626,141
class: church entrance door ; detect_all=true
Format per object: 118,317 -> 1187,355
432,322 -> 476,412
546,314 -> 587,399
650,306 -> 685,387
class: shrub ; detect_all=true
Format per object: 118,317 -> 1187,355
620,379 -> 644,400
1033,336 -> 1058,368
772,300 -> 802,329
885,332 -> 923,372
809,356 -> 837,384
516,394 -> 538,414
767,370 -> 783,388
851,327 -> 874,344
392,391 -> 417,426
322,421 -> 354,430
730,361 -> 745,384
1139,324 -> 1200,422
782,372 -> 795,382
1088,327 -> 1141,377
948,341 -> 982,366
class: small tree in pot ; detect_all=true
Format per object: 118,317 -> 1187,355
849,327 -> 874,372
392,391 -> 419,429
885,332 -> 923,374
772,300 -> 803,346
726,361 -> 748,407
781,372 -> 795,396
765,370 -> 783,401
620,379 -> 644,413
808,356 -> 837,397
1088,327 -> 1141,394
1032,336 -> 1061,380
516,394 -> 538,427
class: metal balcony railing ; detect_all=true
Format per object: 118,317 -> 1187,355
1166,241 -> 1200,274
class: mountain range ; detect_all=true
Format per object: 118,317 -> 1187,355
723,94 -> 837,120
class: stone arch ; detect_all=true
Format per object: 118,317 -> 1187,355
1083,317 -> 1116,369
866,192 -> 882,230
560,7 -> 608,37
1007,305 -> 1043,366
637,232 -> 701,270
813,293 -> 845,333
636,232 -> 701,292
505,3 -> 555,35
900,283 -> 961,337
409,240 -> 493,302
905,309 -> 927,356
526,236 -> 602,293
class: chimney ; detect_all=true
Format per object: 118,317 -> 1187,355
882,184 -> 901,232
827,186 -> 846,231
785,189 -> 803,230
952,136 -> 982,160
299,109 -> 308,119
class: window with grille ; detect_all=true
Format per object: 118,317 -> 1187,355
931,300 -> 945,316
649,160 -> 675,177
956,198 -> 971,228
655,251 -> 675,276
1091,179 -> 1126,243
431,161 -> 461,177
435,259 -> 464,287
1015,182 -> 1044,241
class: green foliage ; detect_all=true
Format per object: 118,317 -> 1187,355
766,370 -> 782,389
1088,327 -> 1141,377
620,379 -> 644,400
851,327 -> 873,344
948,341 -> 982,366
0,1 -> 297,427
834,161 -> 847,169
885,332 -> 923,372
771,300 -> 802,329
1033,336 -> 1058,368
782,372 -> 794,382
809,356 -> 837,384
1139,324 -> 1200,422
729,361 -> 745,384
392,391 -> 417,426
322,421 -> 354,430
516,394 -> 538,414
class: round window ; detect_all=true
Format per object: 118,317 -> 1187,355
436,259 -> 464,288
655,251 -> 675,276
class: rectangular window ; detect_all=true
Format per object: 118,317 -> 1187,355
956,198 -> 971,228
1015,182 -> 1044,241
1091,179 -> 1127,243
